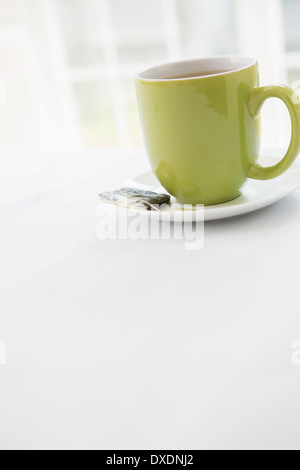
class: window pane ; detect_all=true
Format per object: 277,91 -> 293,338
73,81 -> 117,147
59,0 -> 104,67
110,0 -> 164,34
283,0 -> 300,53
287,69 -> 300,86
176,0 -> 237,56
56,0 -> 238,148
122,78 -> 143,147
117,43 -> 168,65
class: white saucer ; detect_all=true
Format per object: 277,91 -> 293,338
124,156 -> 300,221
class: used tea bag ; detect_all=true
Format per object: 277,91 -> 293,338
99,187 -> 171,211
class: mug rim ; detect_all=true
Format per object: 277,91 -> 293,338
136,55 -> 258,82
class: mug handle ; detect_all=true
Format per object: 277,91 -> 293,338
247,85 -> 300,180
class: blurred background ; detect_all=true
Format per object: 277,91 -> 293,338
0,0 -> 300,152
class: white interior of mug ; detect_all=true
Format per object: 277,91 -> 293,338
137,56 -> 257,81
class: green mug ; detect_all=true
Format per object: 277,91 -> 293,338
135,56 -> 300,205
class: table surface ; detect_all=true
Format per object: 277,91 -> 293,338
1,148 -> 300,450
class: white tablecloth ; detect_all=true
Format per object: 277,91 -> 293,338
1,148 -> 300,450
